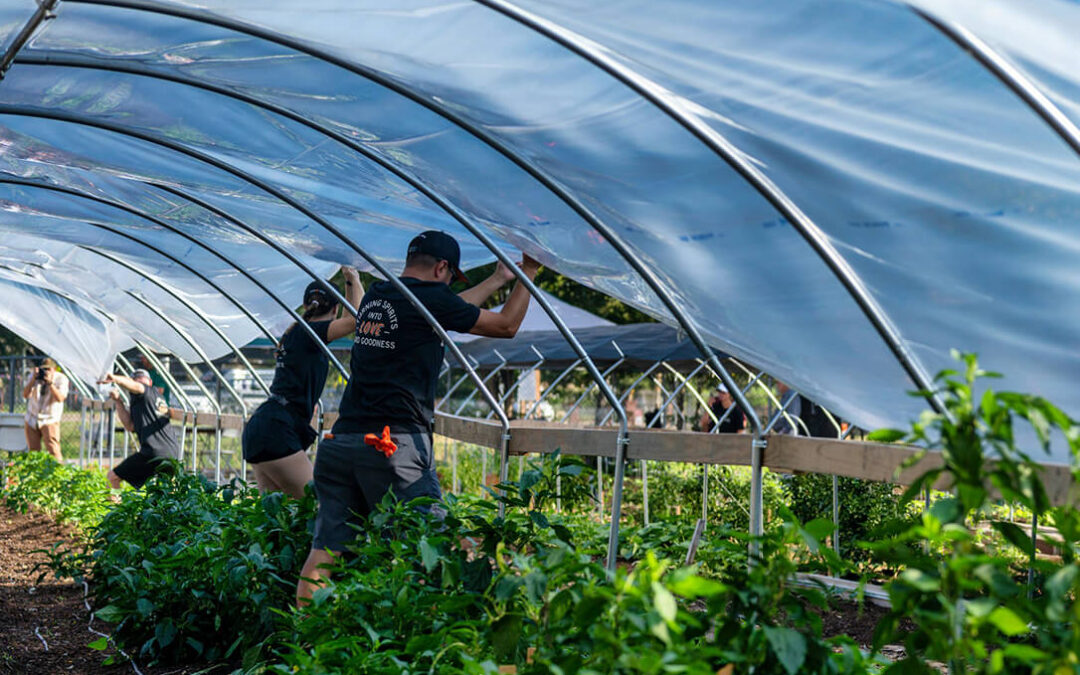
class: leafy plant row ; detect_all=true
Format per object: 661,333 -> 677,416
7,354 -> 1080,674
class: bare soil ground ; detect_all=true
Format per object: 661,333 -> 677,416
0,505 -> 211,675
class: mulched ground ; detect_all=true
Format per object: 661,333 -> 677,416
0,505 -> 214,675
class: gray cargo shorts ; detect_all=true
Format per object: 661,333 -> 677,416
311,429 -> 442,552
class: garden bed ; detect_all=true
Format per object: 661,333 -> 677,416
0,504 -> 207,675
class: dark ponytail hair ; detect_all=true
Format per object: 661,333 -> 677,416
282,288 -> 339,339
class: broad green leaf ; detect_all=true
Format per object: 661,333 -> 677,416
87,636 -> 108,651
652,582 -> 677,623
95,604 -> 125,623
988,607 -> 1029,636
991,521 -> 1035,557
899,568 -> 940,592
668,573 -> 726,599
491,613 -> 522,661
419,537 -> 440,573
763,626 -> 807,675
155,619 -> 177,648
867,429 -> 906,443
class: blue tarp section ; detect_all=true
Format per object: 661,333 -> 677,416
0,0 -> 1075,459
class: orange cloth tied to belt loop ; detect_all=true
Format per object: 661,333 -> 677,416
364,425 -> 398,458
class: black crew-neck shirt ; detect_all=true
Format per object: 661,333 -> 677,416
710,400 -> 745,434
269,319 -> 331,422
333,278 -> 481,434
131,386 -> 180,458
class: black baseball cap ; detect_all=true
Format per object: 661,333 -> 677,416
303,281 -> 336,305
408,230 -> 468,283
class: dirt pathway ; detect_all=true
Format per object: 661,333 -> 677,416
0,505 -> 210,675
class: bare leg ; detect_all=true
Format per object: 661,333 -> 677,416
252,452 -> 314,500
296,548 -> 337,609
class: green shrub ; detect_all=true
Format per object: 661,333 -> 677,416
86,469 -> 315,667
783,473 -> 915,565
2,451 -> 114,530
869,352 -> 1080,674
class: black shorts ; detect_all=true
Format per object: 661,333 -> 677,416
311,429 -> 442,552
113,452 -> 172,489
242,401 -> 317,464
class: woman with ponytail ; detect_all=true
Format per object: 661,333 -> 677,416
242,266 -> 362,497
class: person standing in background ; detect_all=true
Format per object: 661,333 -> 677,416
22,357 -> 69,462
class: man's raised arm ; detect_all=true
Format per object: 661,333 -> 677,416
469,256 -> 541,339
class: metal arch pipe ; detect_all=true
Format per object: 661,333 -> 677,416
646,362 -> 708,429
78,245 -> 272,397
437,361 -> 479,412
0,176 -> 351,379
0,105 -> 513,499
0,106 -> 504,411
144,181 -> 356,318
9,57 -> 632,531
910,7 -> 1080,160
164,350 -> 222,475
453,351 -> 507,417
125,292 -> 244,419
649,374 -> 685,428
0,178 -> 276,341
486,345 -> 544,420
597,360 -> 664,427
469,0 -> 944,419
523,358 -> 581,420
62,0 -> 738,565
0,0 -> 58,80
60,0 -> 747,425
664,362 -> 719,428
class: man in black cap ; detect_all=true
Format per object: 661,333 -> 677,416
99,368 -> 181,489
297,230 -> 539,605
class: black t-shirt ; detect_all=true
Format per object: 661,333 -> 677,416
270,319 -> 331,423
130,386 -> 180,459
710,399 -> 745,434
334,278 -> 481,434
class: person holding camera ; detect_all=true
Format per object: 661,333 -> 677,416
22,358 -> 69,462
99,368 -> 181,489
241,266 -> 363,499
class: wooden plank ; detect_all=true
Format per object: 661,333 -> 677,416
435,412 -> 504,449
766,434 -> 945,486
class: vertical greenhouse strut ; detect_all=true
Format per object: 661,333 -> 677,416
8,55 -> 631,556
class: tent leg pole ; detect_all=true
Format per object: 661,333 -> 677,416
832,474 -> 841,563
642,460 -> 649,526
605,436 -> 629,572
748,438 -> 765,566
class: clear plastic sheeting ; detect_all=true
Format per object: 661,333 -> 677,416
0,0 -> 1072,460
0,273 -> 131,383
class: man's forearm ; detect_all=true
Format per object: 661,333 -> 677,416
458,273 -> 504,306
109,374 -> 144,394
494,281 -> 532,334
